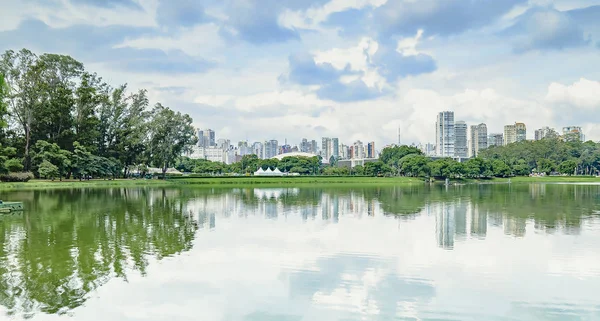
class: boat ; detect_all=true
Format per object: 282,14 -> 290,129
0,201 -> 24,213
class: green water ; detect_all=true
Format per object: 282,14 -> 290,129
0,184 -> 599,320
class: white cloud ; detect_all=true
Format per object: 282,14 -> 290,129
545,78 -> 600,109
397,29 -> 426,56
116,23 -> 225,57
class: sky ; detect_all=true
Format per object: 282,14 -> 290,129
2,0 -> 600,148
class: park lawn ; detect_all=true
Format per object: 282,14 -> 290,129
1,175 -> 599,190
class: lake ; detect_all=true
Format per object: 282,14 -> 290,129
0,184 -> 599,321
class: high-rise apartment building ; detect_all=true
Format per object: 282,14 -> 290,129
469,123 -> 488,157
516,123 -> 526,142
454,121 -> 468,158
504,125 -> 516,145
535,127 -> 556,140
435,111 -> 455,157
300,138 -> 309,153
263,140 -> 278,159
352,140 -> 365,159
332,138 -> 339,159
216,138 -> 230,150
367,142 -> 376,158
562,126 -> 585,141
488,133 -> 503,147
420,143 -> 436,156
504,122 -> 525,145
321,137 -> 331,160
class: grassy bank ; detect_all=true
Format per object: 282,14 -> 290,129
1,175 -> 599,190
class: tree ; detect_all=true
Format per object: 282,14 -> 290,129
491,159 -> 511,177
71,142 -> 93,180
400,155 -> 430,177
5,158 -> 23,172
558,160 -> 578,175
31,140 -> 71,180
146,104 -> 196,177
38,160 -> 59,179
364,161 -> 392,176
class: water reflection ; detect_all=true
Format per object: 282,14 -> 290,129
0,184 -> 599,320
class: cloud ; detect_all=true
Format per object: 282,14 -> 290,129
316,79 -> 382,102
220,0 -> 330,44
70,0 -> 142,10
372,0 -> 526,38
506,7 -> 590,53
370,31 -> 437,82
284,52 -> 353,86
546,78 -> 600,109
0,19 -> 214,74
156,0 -> 207,28
322,8 -> 370,37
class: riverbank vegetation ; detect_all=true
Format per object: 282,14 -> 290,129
0,48 -> 197,182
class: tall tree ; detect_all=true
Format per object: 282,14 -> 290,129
74,72 -> 104,153
0,49 -> 42,170
147,104 -> 196,177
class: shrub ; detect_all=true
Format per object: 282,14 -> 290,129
0,172 -> 35,182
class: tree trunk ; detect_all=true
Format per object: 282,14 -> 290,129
24,127 -> 31,171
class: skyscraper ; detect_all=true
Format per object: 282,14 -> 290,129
332,138 -> 339,159
197,129 -> 216,147
435,111 -> 455,157
264,140 -> 278,158
252,142 -> 263,159
488,133 -> 503,147
469,123 -> 488,157
454,121 -> 468,158
367,142 -> 376,158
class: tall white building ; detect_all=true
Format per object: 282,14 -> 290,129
435,111 -> 455,157
454,121 -> 468,158
469,123 -> 488,158
264,140 -> 278,159
352,140 -> 365,159
252,142 -> 263,158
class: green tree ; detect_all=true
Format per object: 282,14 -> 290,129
38,160 -> 59,179
558,160 -> 578,175
31,140 -> 71,180
5,158 -> 23,172
146,104 -> 197,177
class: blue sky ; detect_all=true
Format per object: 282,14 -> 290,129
2,0 -> 600,147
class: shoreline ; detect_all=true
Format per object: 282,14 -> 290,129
0,176 -> 599,190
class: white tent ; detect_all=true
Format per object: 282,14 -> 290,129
254,168 -> 265,176
272,168 -> 282,175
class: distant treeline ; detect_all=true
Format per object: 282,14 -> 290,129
178,136 -> 598,178
0,48 -> 197,181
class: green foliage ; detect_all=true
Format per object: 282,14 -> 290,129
4,158 -> 23,172
0,172 -> 34,182
38,160 -> 59,179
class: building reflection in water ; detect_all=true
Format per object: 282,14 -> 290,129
186,185 -> 593,249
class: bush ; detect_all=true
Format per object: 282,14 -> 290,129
0,172 -> 35,182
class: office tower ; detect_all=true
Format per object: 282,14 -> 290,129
332,138 -> 339,159
353,140 -> 365,159
263,140 -> 278,158
367,142 -> 376,158
252,142 -> 263,159
535,127 -> 556,140
469,123 -> 488,157
488,133 -> 504,147
196,128 -> 204,147
562,126 -> 585,141
300,138 -> 309,153
435,111 -> 455,157
454,121 -> 468,158
238,141 -> 250,155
